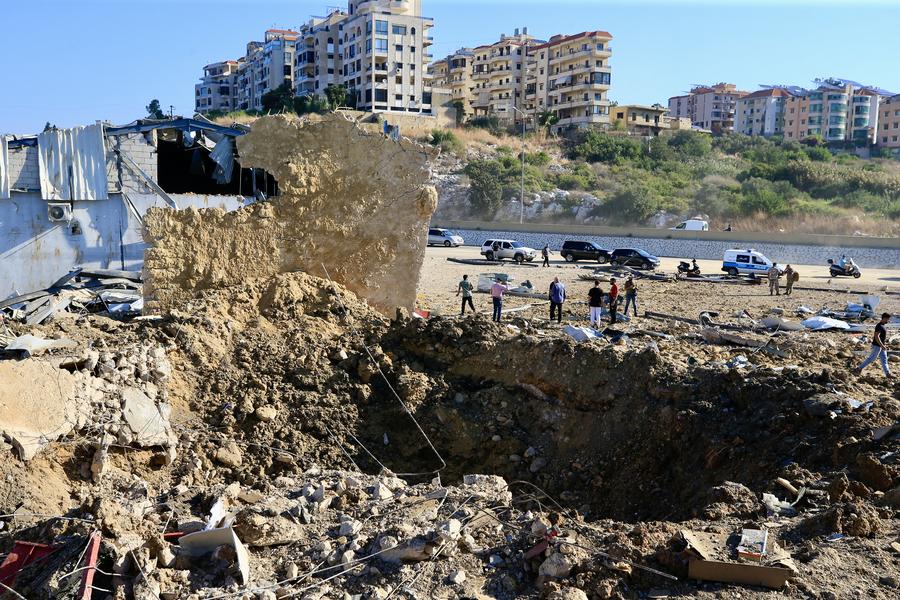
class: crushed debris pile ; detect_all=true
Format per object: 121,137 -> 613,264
1,267 -> 898,598
142,113 -> 438,317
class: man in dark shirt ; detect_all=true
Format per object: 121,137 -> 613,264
855,312 -> 893,378
588,280 -> 604,327
608,278 -> 619,324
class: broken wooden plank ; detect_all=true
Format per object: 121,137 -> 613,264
0,290 -> 51,310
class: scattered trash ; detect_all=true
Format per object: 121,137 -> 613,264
737,528 -> 769,562
801,316 -> 851,331
179,526 -> 251,583
563,325 -> 603,343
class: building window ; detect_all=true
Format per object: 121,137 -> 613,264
375,20 -> 388,34
392,25 -> 406,35
375,38 -> 387,52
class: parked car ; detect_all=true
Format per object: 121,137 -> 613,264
610,248 -> 660,270
428,228 -> 464,247
480,239 -> 537,263
721,248 -> 778,276
560,240 -> 611,263
670,219 -> 709,231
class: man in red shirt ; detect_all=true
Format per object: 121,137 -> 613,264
608,278 -> 619,324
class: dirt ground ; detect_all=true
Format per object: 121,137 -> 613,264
417,246 -> 900,329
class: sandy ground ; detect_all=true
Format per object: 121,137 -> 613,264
416,246 -> 900,328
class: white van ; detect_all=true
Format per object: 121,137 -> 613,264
670,219 -> 709,231
722,248 -> 778,276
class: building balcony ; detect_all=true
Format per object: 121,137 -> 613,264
550,47 -> 611,64
424,36 -> 434,46
554,113 -> 609,128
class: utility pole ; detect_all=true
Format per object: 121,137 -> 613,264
510,106 -> 529,224
169,105 -> 175,118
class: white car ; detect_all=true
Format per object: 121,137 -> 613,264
722,248 -> 781,276
480,239 -> 537,263
670,219 -> 709,231
428,228 -> 464,247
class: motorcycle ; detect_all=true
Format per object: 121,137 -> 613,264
827,258 -> 861,279
677,260 -> 701,276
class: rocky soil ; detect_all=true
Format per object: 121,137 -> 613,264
1,270 -> 898,599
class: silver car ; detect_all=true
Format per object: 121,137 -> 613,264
428,228 -> 464,247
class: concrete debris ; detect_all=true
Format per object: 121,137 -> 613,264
2,333 -> 77,356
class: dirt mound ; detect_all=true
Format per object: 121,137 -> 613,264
143,113 -> 438,316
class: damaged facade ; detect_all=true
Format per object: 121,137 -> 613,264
0,118 -> 265,301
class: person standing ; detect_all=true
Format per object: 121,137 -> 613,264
457,274 -> 475,315
541,244 -> 551,267
854,312 -> 893,378
783,264 -> 795,296
490,277 -> 508,323
623,277 -> 638,317
549,277 -> 566,323
767,263 -> 780,296
588,280 -> 604,327
608,278 -> 619,324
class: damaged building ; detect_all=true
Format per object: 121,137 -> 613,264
0,117 -> 274,301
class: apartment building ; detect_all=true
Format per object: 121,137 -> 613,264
195,29 -> 297,114
734,88 -> 792,137
782,79 -> 887,145
667,83 -> 748,134
877,94 -> 900,151
526,31 -> 613,132
294,0 -> 434,114
610,104 -> 691,136
429,48 -> 474,115
468,29 -> 535,119
195,61 -> 240,113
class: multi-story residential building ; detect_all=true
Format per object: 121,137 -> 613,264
468,29 -> 535,119
610,104 -> 691,136
294,0 -> 434,114
197,1 -> 434,117
878,94 -> 900,151
429,48 -> 474,115
196,29 -> 298,114
195,61 -> 240,113
782,79 -> 889,145
734,88 -> 792,137
527,30 -> 613,132
667,83 -> 748,134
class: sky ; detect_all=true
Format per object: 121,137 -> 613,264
2,0 -> 900,134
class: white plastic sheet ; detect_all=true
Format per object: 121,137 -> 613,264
801,316 -> 851,331
37,124 -> 109,200
0,135 -> 9,199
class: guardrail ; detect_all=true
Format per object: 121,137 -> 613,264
433,220 -> 900,249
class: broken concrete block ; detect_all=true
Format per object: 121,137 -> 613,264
214,441 -> 243,468
448,569 -> 466,584
539,552 -> 574,578
121,387 -> 171,446
254,405 -> 278,422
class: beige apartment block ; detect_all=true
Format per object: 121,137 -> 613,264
782,79 -> 885,145
667,83 -> 747,134
236,30 -> 298,112
429,48 -> 474,115
610,104 -> 689,136
878,94 -> 900,150
527,31 -> 612,132
195,61 -> 240,113
467,29 -> 535,119
295,0 -> 434,114
734,88 -> 792,137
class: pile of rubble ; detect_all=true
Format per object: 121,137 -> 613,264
0,267 -> 897,599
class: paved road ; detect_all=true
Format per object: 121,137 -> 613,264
427,245 -> 900,291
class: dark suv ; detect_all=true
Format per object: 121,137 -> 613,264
560,240 -> 611,263
610,248 -> 661,270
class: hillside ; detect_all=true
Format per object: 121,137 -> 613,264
425,123 -> 900,236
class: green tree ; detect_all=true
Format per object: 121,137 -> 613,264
294,94 -> 329,115
261,83 -> 294,113
537,110 -> 559,133
324,84 -> 348,109
146,99 -> 165,119
451,100 -> 466,125
601,183 -> 661,224
464,159 -> 504,216
571,130 -> 641,164
666,130 -> 712,158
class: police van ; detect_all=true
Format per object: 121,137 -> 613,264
721,248 -> 778,276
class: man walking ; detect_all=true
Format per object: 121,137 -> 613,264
541,244 -> 551,267
767,263 -> 780,296
457,274 -> 475,316
623,276 -> 638,317
588,280 -> 604,327
608,277 -> 619,324
854,312 -> 893,378
490,277 -> 508,323
783,264 -> 795,296
549,276 -> 566,323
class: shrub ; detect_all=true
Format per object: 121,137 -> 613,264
666,130 -> 712,158
469,116 -> 505,137
525,151 -> 551,167
571,131 -> 642,164
598,183 -> 661,224
429,129 -> 463,154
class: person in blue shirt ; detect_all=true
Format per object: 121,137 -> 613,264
549,277 -> 566,323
